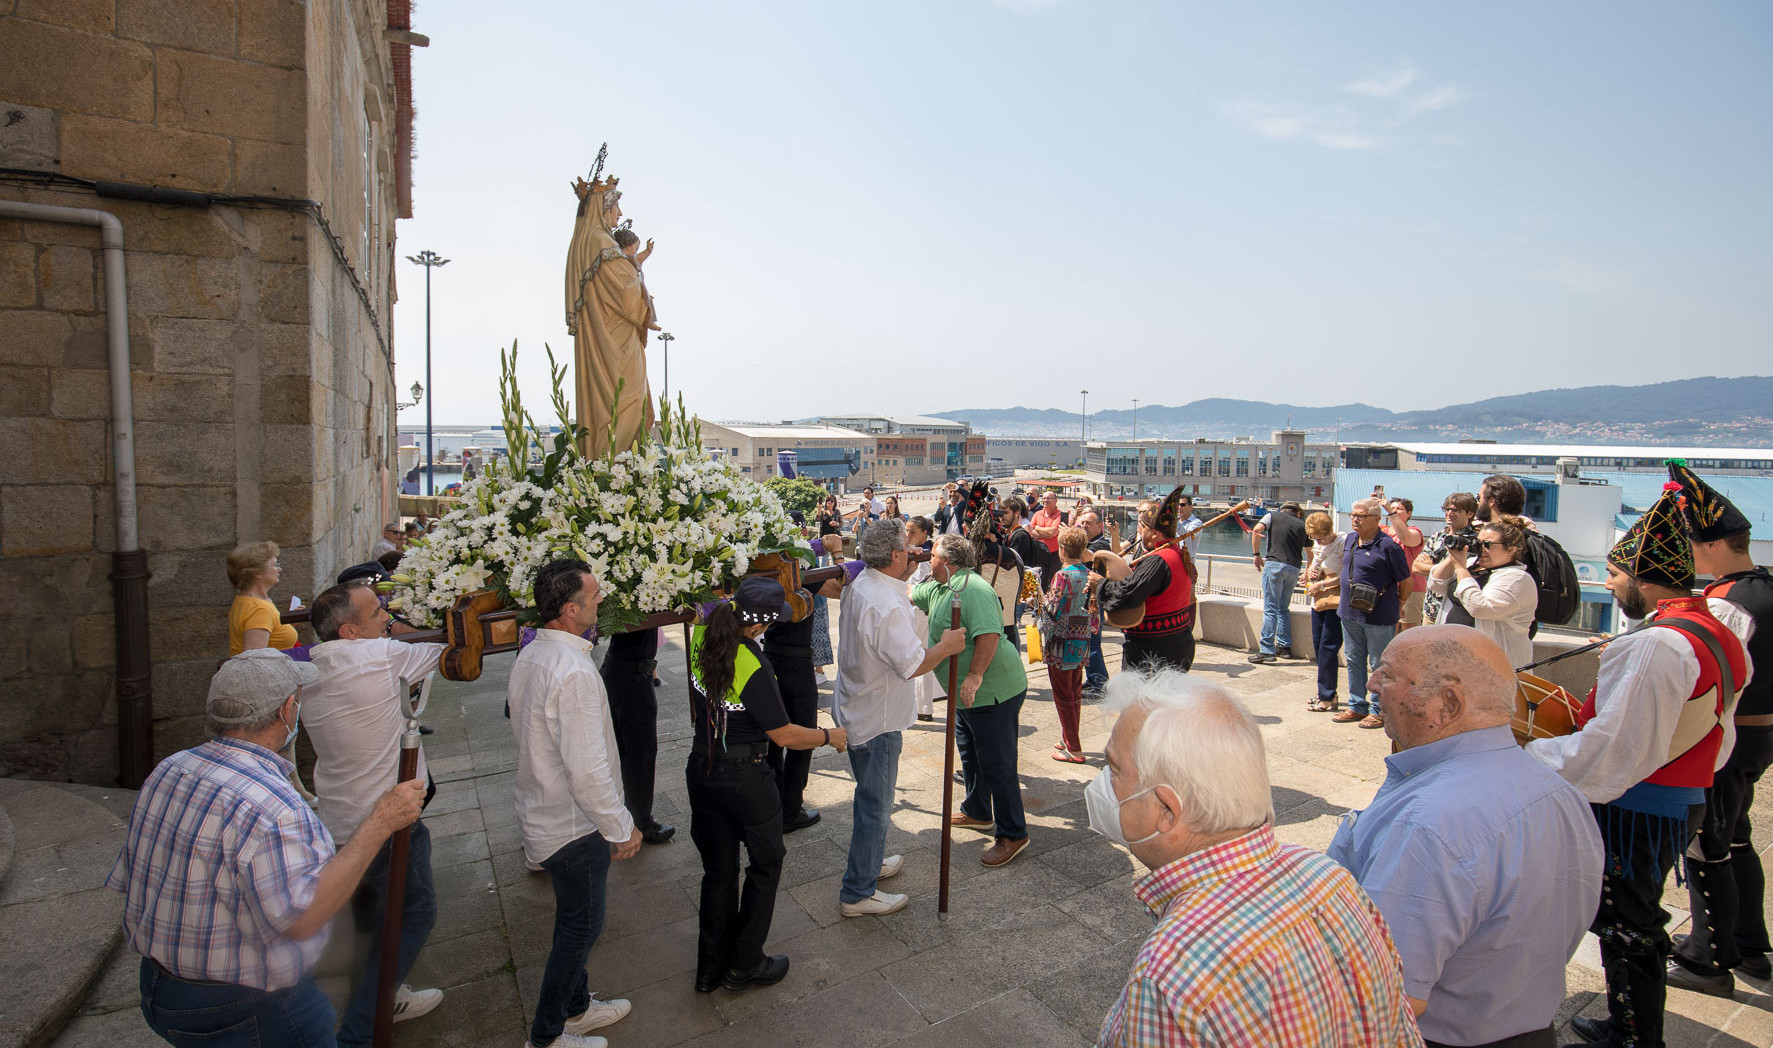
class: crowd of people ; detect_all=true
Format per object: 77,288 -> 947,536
101,461 -> 1770,1048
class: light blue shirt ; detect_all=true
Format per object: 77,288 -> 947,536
1327,724 -> 1603,1044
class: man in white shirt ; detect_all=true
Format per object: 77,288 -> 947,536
304,581 -> 446,1043
832,522 -> 965,917
508,560 -> 644,1048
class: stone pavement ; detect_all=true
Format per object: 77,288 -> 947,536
55,626 -> 1773,1048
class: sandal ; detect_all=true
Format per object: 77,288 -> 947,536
1307,698 -> 1339,713
1051,750 -> 1087,764
1330,709 -> 1364,723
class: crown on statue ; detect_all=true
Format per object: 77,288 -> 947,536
571,173 -> 619,201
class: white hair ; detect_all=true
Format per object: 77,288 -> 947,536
858,519 -> 906,568
1105,669 -> 1273,834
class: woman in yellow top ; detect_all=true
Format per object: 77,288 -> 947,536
227,541 -> 298,655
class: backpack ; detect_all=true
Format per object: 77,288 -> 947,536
1521,531 -> 1580,630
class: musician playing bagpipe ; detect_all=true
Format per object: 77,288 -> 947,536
1098,487 -> 1198,673
1664,461 -> 1773,998
1523,485 -> 1751,1048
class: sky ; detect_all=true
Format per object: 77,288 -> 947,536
390,1 -> 1773,431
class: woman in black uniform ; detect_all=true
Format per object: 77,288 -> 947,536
688,577 -> 848,994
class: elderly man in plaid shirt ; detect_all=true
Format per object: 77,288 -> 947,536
108,650 -> 425,1047
1092,669 -> 1422,1048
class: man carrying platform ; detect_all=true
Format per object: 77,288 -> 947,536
1665,461 -> 1773,998
1524,485 -> 1751,1048
1100,487 -> 1198,673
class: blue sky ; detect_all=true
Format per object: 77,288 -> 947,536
391,1 -> 1772,429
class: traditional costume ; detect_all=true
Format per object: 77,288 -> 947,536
1666,461 -> 1773,994
961,481 -> 1027,649
1100,487 -> 1197,672
1525,486 -> 1749,1048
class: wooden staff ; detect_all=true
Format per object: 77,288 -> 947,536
938,593 -> 962,915
372,683 -> 425,1047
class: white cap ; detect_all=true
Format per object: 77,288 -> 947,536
207,649 -> 318,728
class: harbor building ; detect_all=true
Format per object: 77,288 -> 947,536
1344,441 -> 1773,476
1082,431 -> 1339,504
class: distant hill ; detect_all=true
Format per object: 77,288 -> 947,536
935,376 -> 1773,446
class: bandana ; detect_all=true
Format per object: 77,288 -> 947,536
1667,459 -> 1752,543
1609,483 -> 1695,590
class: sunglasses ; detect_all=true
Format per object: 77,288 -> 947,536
1476,539 -> 1506,551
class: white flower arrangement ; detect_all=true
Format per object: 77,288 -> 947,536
391,344 -> 812,633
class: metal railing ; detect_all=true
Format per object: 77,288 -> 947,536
1193,553 -> 1313,605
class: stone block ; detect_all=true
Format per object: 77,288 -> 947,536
145,547 -> 236,607
0,308 -> 71,366
0,418 -> 107,485
0,366 -> 49,416
257,322 -> 312,375
0,632 -> 25,679
70,612 -> 113,671
0,671 -> 108,734
14,0 -> 116,33
260,373 -> 314,425
48,367 -> 109,419
238,0 -> 305,68
153,658 -> 221,720
61,112 -> 234,191
150,317 -> 240,374
131,373 -> 234,423
37,244 -> 94,312
0,242 -> 36,307
0,20 -> 154,121
248,211 -> 309,266
117,0 -> 237,53
156,49 -> 305,144
125,252 -> 239,320
67,724 -> 122,786
260,424 -> 319,483
1,484 -> 95,555
0,102 -> 58,171
133,420 -> 234,485
258,483 -> 316,545
138,484 -> 236,551
27,619 -> 73,675
60,312 -> 152,370
234,139 -> 307,198
0,552 -> 114,620
148,604 -> 227,663
257,263 -> 309,325
120,204 -> 242,260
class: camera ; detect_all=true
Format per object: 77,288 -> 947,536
1444,532 -> 1477,553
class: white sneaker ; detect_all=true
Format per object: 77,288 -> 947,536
564,996 -> 631,1034
840,890 -> 908,917
878,854 -> 903,879
525,858 -> 545,872
392,984 -> 443,1023
524,1035 -> 607,1048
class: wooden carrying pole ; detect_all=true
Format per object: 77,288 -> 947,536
938,594 -> 962,914
373,706 -> 424,1045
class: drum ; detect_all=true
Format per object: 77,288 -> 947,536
1512,671 -> 1581,745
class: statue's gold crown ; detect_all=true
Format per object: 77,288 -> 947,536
572,174 -> 619,201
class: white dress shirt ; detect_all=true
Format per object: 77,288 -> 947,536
1526,599 -> 1752,804
832,566 -> 929,747
1430,563 -> 1538,670
304,637 -> 443,843
507,628 -> 635,863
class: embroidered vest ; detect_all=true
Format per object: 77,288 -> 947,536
1575,596 -> 1745,789
1128,545 -> 1195,637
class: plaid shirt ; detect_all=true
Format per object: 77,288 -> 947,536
1098,826 -> 1422,1048
106,737 -> 336,989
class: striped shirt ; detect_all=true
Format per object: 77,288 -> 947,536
1097,826 -> 1423,1048
106,737 -> 336,990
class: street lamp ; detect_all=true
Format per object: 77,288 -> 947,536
1132,398 -> 1139,442
396,381 -> 424,411
1080,389 -> 1089,446
405,249 -> 449,495
657,331 -> 675,400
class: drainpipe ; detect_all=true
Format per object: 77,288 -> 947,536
0,200 -> 152,787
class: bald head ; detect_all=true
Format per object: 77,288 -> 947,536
1375,625 -> 1517,749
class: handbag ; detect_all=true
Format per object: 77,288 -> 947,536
1023,623 -> 1043,663
1313,592 -> 1340,612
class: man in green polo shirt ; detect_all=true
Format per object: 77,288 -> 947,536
912,534 -> 1031,868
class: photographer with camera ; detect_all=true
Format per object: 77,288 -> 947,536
1428,514 -> 1538,669
1415,493 -> 1480,623
1333,499 -> 1412,730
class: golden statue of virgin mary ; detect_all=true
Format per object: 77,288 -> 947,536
565,150 -> 652,459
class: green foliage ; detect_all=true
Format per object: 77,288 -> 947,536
763,477 -> 829,518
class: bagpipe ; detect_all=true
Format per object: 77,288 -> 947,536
1090,501 -> 1249,629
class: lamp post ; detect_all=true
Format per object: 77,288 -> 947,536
405,249 -> 449,495
1080,389 -> 1089,446
1132,398 -> 1139,442
657,331 -> 675,400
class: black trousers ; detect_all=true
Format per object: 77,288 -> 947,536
601,629 -> 659,826
686,755 -> 784,979
1121,630 -> 1195,673
1589,800 -> 1705,1048
765,652 -> 819,815
1425,1028 -> 1554,1048
1676,724 -> 1773,975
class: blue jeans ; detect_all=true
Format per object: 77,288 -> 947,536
1259,562 -> 1300,654
530,833 -> 612,1048
1310,609 -> 1343,703
956,691 -> 1027,841
337,821 -> 437,1046
140,958 -> 335,1048
1085,629 -> 1108,691
1342,620 -> 1393,716
840,731 -> 903,903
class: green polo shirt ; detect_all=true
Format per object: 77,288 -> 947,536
910,568 -> 1027,708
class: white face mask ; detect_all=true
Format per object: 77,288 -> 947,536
279,702 -> 301,751
1085,767 -> 1164,847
